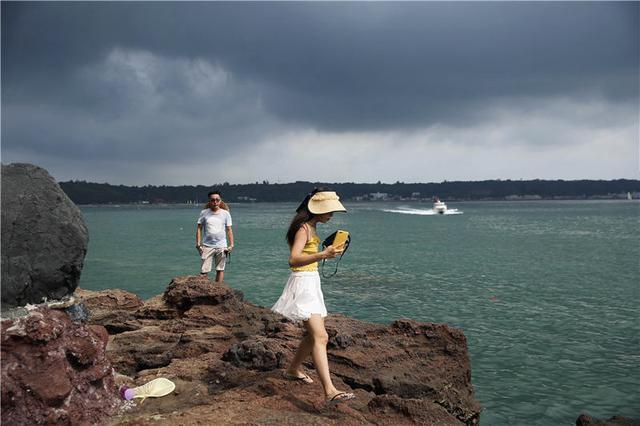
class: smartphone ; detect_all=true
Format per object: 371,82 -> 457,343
331,230 -> 349,249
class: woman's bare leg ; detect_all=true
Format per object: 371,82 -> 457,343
305,314 -> 340,398
287,334 -> 313,376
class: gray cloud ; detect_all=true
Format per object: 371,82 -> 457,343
1,2 -> 638,184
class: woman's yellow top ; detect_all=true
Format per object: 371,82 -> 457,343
290,233 -> 320,272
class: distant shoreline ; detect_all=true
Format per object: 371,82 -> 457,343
76,197 -> 639,208
60,179 -> 640,205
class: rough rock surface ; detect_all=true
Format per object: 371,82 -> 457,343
1,163 -> 89,309
77,275 -> 482,425
576,414 -> 640,426
1,307 -> 119,425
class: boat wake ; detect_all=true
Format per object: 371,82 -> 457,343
382,207 -> 463,216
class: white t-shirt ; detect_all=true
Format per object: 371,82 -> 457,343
197,209 -> 232,248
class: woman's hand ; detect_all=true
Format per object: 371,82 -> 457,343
322,245 -> 342,259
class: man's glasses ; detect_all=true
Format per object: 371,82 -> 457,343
210,198 -> 221,202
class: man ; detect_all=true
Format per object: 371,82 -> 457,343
196,191 -> 234,283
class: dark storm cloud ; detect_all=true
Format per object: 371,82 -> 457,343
3,2 -> 638,131
1,2 -> 638,184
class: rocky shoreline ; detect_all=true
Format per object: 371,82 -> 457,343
3,277 -> 640,425
95,275 -> 483,425
3,276 -> 482,425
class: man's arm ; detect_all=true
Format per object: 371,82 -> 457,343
226,226 -> 234,252
196,224 -> 203,253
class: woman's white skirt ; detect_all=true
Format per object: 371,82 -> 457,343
272,271 -> 327,322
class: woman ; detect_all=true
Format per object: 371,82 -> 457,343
272,188 -> 355,404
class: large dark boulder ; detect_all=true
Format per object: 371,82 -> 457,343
1,163 -> 88,309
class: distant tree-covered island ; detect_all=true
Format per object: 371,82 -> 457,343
59,179 -> 640,205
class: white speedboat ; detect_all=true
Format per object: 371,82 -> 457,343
433,197 -> 447,214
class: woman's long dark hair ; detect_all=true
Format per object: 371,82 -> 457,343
285,187 -> 331,247
286,210 -> 314,247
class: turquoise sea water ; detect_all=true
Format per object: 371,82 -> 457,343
79,201 -> 640,425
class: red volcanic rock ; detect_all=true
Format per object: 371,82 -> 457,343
163,275 -> 241,310
1,307 -> 119,425
75,287 -> 145,333
222,336 -> 288,371
136,295 -> 180,320
75,287 -> 144,311
76,275 -> 482,425
106,326 -> 183,376
368,395 -> 464,426
322,316 -> 480,424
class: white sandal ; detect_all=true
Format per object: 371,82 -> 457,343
120,378 -> 176,404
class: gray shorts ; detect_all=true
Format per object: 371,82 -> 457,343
200,246 -> 227,273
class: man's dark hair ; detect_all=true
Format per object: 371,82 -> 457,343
208,191 -> 221,198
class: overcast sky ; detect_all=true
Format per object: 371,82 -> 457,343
2,2 -> 638,185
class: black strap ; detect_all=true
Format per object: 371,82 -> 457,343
321,252 -> 345,278
321,232 -> 351,278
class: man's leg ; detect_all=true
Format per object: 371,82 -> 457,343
200,246 -> 214,277
213,250 -> 227,283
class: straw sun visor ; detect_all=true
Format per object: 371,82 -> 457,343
308,191 -> 347,214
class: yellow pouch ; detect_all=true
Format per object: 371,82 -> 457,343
332,230 -> 349,249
